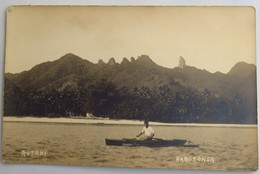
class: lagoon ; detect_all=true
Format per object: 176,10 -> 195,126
2,117 -> 258,171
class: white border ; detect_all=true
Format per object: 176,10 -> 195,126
0,1 -> 259,174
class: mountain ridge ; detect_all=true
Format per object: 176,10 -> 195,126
5,53 -> 256,99
4,53 -> 257,124
7,53 -> 254,76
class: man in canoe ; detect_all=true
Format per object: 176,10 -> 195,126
136,120 -> 155,140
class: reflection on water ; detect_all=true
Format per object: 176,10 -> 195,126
2,122 -> 258,171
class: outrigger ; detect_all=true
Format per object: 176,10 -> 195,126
105,138 -> 199,147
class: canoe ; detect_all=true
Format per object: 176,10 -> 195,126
105,138 -> 199,147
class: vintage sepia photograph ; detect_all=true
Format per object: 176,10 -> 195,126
1,6 -> 258,171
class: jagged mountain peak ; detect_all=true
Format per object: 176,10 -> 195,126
135,55 -> 158,67
178,56 -> 186,69
136,55 -> 152,62
98,59 -> 105,65
121,57 -> 130,65
108,57 -> 116,65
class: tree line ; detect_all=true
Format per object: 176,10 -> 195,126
4,79 -> 254,124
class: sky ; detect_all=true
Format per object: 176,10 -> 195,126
5,6 -> 256,74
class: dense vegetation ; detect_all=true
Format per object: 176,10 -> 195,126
4,53 -> 257,124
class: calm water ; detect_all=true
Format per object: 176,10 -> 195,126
2,122 -> 258,171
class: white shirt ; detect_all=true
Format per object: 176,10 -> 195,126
141,126 -> 154,137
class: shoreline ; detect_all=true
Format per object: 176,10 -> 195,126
2,116 -> 257,128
